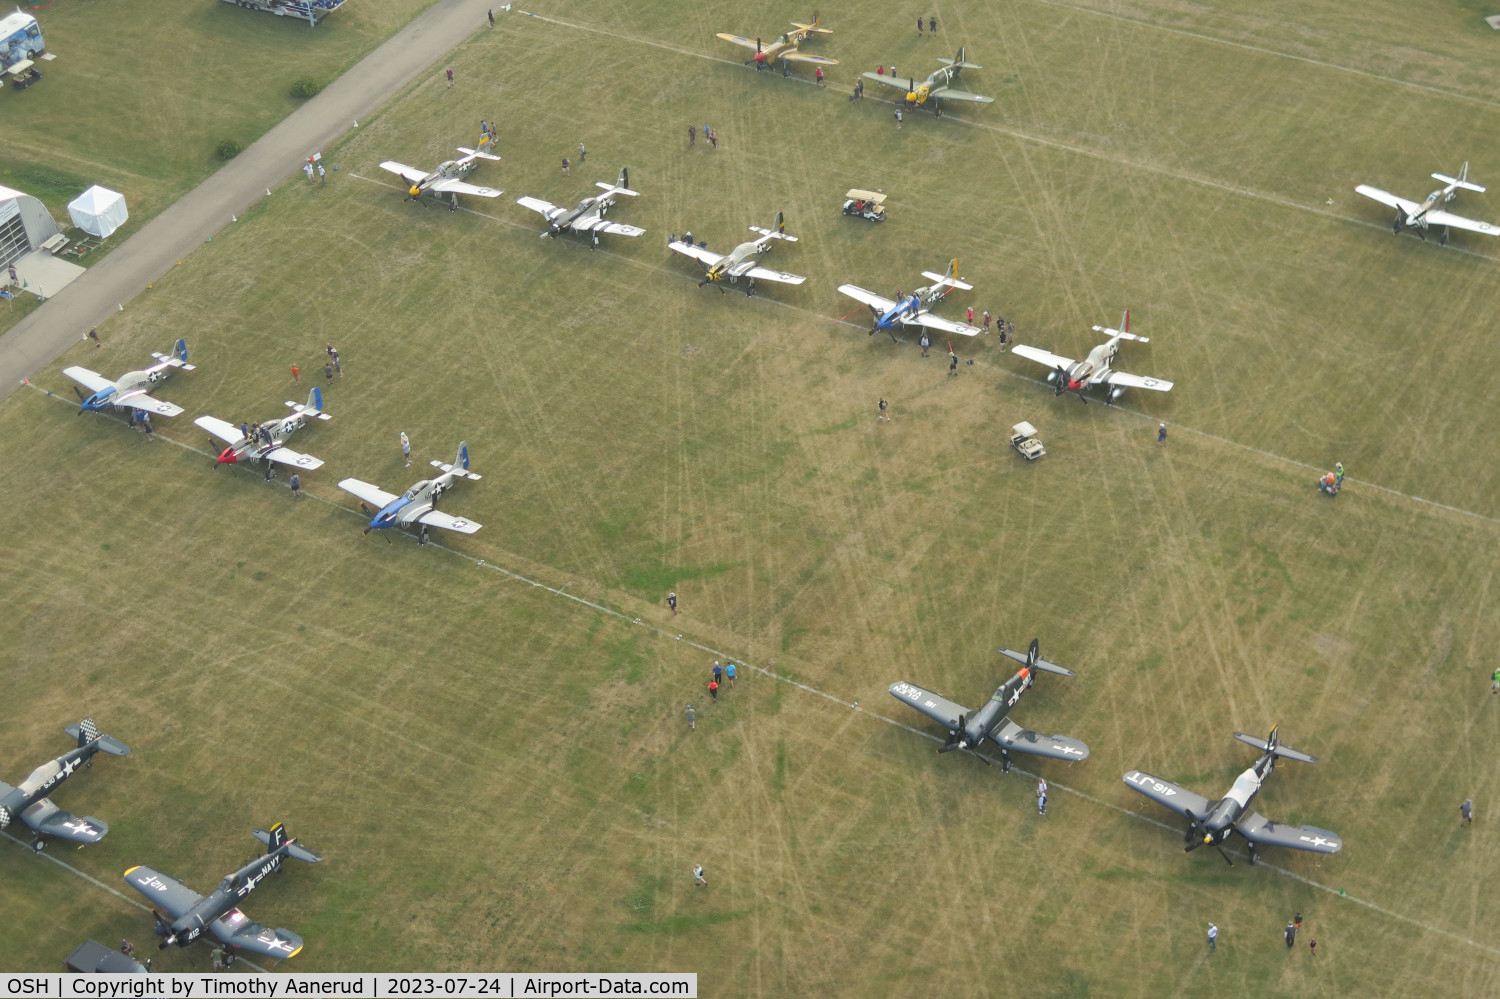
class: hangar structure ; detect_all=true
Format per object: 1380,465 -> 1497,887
0,185 -> 61,269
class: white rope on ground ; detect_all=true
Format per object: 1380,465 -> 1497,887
21,385 -> 1500,955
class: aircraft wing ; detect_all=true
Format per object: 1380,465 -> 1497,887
670,241 -> 727,268
715,32 -> 761,52
1121,771 -> 1215,820
989,719 -> 1089,761
378,161 -> 428,185
1234,810 -> 1342,854
194,416 -> 245,446
1354,185 -> 1419,215
742,264 -> 807,285
62,366 -> 114,395
1011,344 -> 1077,370
1423,208 -> 1500,235
861,72 -> 907,91
27,806 -> 108,844
338,478 -> 400,509
932,87 -> 994,104
211,909 -> 305,959
837,284 -> 898,313
124,865 -> 204,920
516,196 -> 564,221
415,508 -> 482,535
781,52 -> 839,66
263,446 -> 325,471
911,311 -> 982,336
888,681 -> 967,730
113,390 -> 184,418
1104,370 -> 1174,392
425,178 -> 501,198
592,221 -> 646,238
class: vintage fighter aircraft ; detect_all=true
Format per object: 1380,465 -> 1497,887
1011,311 -> 1173,404
516,167 -> 645,248
837,259 -> 984,340
861,48 -> 994,116
889,639 -> 1089,772
339,441 -> 482,545
669,212 -> 806,295
1,719 -> 129,853
716,12 -> 837,77
125,824 -> 322,959
1355,162 -> 1499,245
378,146 -> 502,212
1123,726 -> 1342,867
195,387 -> 331,480
64,339 -> 195,418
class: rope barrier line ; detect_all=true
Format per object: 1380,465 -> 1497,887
21,386 -> 1500,955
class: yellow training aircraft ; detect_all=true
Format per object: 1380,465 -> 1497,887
716,12 -> 837,78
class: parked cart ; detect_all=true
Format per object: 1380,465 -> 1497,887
1010,421 -> 1045,460
842,188 -> 887,222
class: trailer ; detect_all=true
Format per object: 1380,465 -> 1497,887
220,0 -> 348,26
0,9 -> 45,76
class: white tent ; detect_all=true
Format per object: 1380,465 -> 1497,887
67,185 -> 128,238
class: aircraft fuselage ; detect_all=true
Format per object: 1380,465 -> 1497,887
1064,340 -> 1120,392
957,668 -> 1031,749
1200,753 -> 1273,841
162,848 -> 289,947
3,744 -> 96,817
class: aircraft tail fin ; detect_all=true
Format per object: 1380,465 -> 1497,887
254,823 -> 324,864
1434,162 -> 1485,194
65,719 -> 131,756
996,638 -> 1075,677
458,146 -> 502,162
1233,726 -> 1318,764
594,167 -> 640,198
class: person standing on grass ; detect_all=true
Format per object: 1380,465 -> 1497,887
562,157 -> 570,176
815,67 -> 824,86
324,362 -> 334,385
1492,667 -> 1499,693
725,662 -> 736,688
1037,779 -> 1048,815
1308,939 -> 1317,957
949,347 -> 958,376
708,679 -> 719,703
401,431 -> 412,467
88,326 -> 101,348
1207,923 -> 1218,951
920,333 -> 930,357
712,661 -> 724,685
1461,798 -> 1474,826
1157,423 -> 1168,446
668,591 -> 678,615
688,124 -> 696,146
929,16 -> 937,33
318,163 -> 326,186
290,473 -> 301,498
693,864 -> 707,886
684,704 -> 695,731
488,9 -> 494,27
1285,921 -> 1297,948
292,363 -> 300,386
1335,461 -> 1344,488
446,67 -> 454,87
578,142 -> 586,164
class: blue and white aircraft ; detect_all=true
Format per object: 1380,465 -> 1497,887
64,339 -> 195,417
837,260 -> 984,341
338,441 -> 482,545
1,719 -> 130,853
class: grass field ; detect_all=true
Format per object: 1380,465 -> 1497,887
4,0 -> 1500,993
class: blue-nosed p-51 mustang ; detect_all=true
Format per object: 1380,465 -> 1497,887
1,719 -> 129,852
64,339 -> 195,417
889,639 -> 1088,772
195,387 -> 331,479
1123,725 -> 1342,867
339,441 -> 482,545
125,824 -> 321,959
838,259 -> 983,340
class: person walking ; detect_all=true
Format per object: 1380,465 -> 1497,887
966,306 -> 974,325
1036,779 -> 1048,815
578,142 -> 586,164
446,67 -> 454,87
401,430 -> 412,467
708,679 -> 719,703
684,704 -> 695,731
1308,939 -> 1317,957
318,163 -> 326,186
668,591 -> 678,615
304,161 -> 315,183
1461,798 -> 1474,826
949,347 -> 958,375
920,333 -> 930,356
1207,923 -> 1218,951
1157,423 -> 1168,446
561,157 -> 570,176
290,473 -> 301,498
487,8 -> 494,27
982,310 -> 992,330
87,326 -> 101,348
815,67 -> 824,86
1285,922 -> 1297,948
693,864 -> 707,887
916,14 -> 923,34
878,398 -> 890,421
712,661 -> 724,685
688,124 -> 696,146
894,109 -> 903,129
708,127 -> 718,149
324,362 -> 335,385
929,16 -> 937,33
291,364 -> 300,385
1492,667 -> 1499,693
1335,461 -> 1344,488
725,662 -> 736,688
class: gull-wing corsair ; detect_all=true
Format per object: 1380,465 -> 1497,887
64,339 -> 195,418
379,146 -> 502,212
717,12 -> 837,78
1355,162 -> 1498,246
0,719 -> 129,852
516,167 -> 645,248
124,824 -> 321,960
861,47 -> 993,117
1011,310 -> 1172,404
339,441 -> 482,545
195,387 -> 331,480
670,211 -> 806,296
889,639 -> 1089,772
837,259 -> 984,340
1123,725 -> 1342,867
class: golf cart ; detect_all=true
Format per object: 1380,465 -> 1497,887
1010,421 -> 1045,460
842,188 -> 887,222
8,59 -> 41,90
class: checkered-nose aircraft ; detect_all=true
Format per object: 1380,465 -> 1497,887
0,719 -> 129,852
1123,726 -> 1343,867
125,824 -> 322,959
889,640 -> 1089,772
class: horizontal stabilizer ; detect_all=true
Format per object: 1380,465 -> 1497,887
594,182 -> 640,197
457,146 -> 502,161
1233,731 -> 1318,764
937,58 -> 983,70
996,646 -> 1073,677
253,826 -> 323,864
748,226 -> 798,242
920,270 -> 974,291
431,459 -> 482,481
64,720 -> 129,756
1091,325 -> 1148,343
1433,172 -> 1484,193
